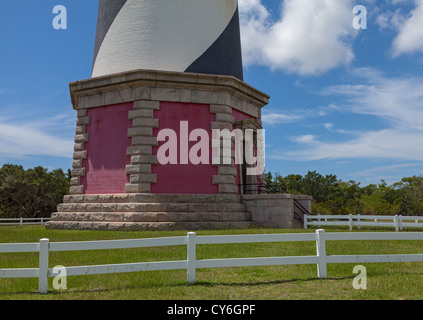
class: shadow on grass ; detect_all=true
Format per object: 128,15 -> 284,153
193,275 -> 355,287
0,276 -> 357,297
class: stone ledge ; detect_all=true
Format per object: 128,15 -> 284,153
50,211 -> 251,223
70,70 -> 269,113
57,202 -> 246,213
62,193 -> 242,204
46,220 -> 257,231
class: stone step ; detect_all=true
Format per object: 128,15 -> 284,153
45,220 -> 257,231
50,211 -> 252,223
63,193 -> 242,204
57,202 -> 247,213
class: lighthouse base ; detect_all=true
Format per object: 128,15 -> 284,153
46,193 -> 256,231
47,69 -> 310,231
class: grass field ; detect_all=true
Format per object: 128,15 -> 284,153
1,225 -> 423,300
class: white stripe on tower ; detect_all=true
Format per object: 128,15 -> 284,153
92,0 -> 238,78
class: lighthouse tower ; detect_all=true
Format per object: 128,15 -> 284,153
47,0 -> 310,231
92,0 -> 244,80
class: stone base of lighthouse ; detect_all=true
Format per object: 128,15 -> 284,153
48,193 -> 255,231
46,69 -> 308,231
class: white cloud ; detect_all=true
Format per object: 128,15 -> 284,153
262,112 -> 304,125
352,162 -> 423,177
269,68 -> 423,162
294,134 -> 317,144
0,112 -> 75,161
375,0 -> 423,57
392,0 -> 423,56
324,68 -> 423,130
239,0 -> 357,75
277,129 -> 423,161
0,123 -> 73,160
262,106 -> 330,125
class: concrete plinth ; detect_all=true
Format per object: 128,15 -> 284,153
242,194 -> 312,229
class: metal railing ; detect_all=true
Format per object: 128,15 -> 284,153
239,183 -> 288,195
293,200 -> 310,224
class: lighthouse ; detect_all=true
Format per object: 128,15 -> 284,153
47,0 -> 311,231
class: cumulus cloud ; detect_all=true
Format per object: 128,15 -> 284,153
391,0 -> 423,56
238,0 -> 357,75
374,0 -> 423,57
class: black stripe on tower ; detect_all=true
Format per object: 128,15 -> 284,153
185,6 -> 244,81
92,0 -> 128,73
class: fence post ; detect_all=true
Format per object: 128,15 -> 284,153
20,217 -> 23,226
38,238 -> 49,294
394,215 -> 399,232
357,214 -> 361,230
348,214 -> 353,231
399,215 -> 403,231
317,215 -> 321,228
316,229 -> 327,279
187,232 -> 196,285
304,215 -> 308,229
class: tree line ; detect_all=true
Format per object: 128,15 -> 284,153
265,171 -> 423,216
1,164 -> 422,218
0,164 -> 70,219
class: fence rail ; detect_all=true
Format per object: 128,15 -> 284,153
304,214 -> 423,231
0,218 -> 51,226
1,230 -> 423,294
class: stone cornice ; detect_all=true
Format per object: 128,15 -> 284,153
69,69 -> 270,111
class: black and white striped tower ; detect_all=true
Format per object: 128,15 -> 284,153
92,0 -> 244,80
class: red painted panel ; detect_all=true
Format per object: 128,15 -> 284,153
81,103 -> 133,194
232,108 -> 254,122
151,102 -> 218,194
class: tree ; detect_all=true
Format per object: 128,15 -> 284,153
0,164 -> 70,218
392,176 -> 423,216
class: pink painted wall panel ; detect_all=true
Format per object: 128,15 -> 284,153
81,103 -> 133,194
152,102 -> 218,194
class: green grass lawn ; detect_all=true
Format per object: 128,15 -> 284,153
1,225 -> 423,300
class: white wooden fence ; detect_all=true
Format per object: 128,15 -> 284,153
1,230 -> 423,294
304,214 -> 423,231
0,218 -> 51,226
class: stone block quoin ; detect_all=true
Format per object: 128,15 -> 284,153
70,108 -> 90,195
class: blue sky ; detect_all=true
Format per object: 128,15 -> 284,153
1,0 -> 423,186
